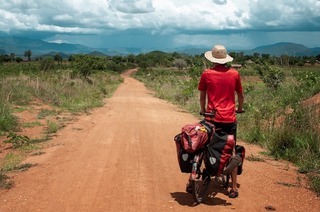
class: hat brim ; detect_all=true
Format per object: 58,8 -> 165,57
204,51 -> 233,64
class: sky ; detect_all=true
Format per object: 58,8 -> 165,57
0,0 -> 320,50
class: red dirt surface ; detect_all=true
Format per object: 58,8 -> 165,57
0,69 -> 319,211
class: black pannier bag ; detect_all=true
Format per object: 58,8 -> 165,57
235,145 -> 245,175
204,131 -> 235,176
174,134 -> 195,173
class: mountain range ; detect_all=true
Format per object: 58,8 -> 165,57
0,36 -> 319,58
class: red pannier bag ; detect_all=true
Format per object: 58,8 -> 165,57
204,131 -> 235,176
179,120 -> 214,153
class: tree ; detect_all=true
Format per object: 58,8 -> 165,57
39,57 -> 54,72
16,57 -> 23,63
125,54 -> 136,63
54,54 -> 63,64
10,53 -> 15,62
2,54 -> 11,62
173,58 -> 187,70
24,50 -> 32,61
252,53 -> 260,62
256,63 -> 285,90
308,57 -> 316,65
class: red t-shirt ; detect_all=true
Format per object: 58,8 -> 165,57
198,64 -> 243,123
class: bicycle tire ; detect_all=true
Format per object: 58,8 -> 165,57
192,171 -> 211,204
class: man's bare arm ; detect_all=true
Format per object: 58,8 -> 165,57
237,91 -> 244,111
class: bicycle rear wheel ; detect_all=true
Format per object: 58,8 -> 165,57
192,170 -> 211,204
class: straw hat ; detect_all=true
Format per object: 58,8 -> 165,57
204,45 -> 233,64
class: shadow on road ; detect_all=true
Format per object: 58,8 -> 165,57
170,191 -> 232,207
170,180 -> 234,207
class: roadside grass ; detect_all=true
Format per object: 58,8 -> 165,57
309,174 -> 320,195
2,70 -> 122,113
22,121 -> 43,128
4,133 -> 30,149
37,109 -> 58,119
134,65 -> 320,195
0,62 -> 124,189
0,134 -> 42,189
0,102 -> 19,134
46,120 -> 59,134
1,153 -> 23,171
0,172 -> 14,189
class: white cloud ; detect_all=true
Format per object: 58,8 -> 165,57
36,25 -> 101,34
47,39 -> 70,44
151,0 -> 251,31
1,0 -> 317,33
247,0 -> 320,30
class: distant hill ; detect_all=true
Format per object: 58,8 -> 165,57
0,36 -> 319,57
0,36 -> 149,57
40,51 -> 71,59
0,36 -> 89,56
87,51 -> 108,57
241,42 -> 320,57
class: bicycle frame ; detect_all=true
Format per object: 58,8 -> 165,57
189,151 -> 204,181
189,149 -> 231,204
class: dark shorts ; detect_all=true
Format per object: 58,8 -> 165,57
212,121 -> 237,145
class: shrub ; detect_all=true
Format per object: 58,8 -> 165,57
0,103 -> 19,133
39,57 -> 55,72
4,133 -> 30,149
256,63 -> 285,90
0,172 -> 14,189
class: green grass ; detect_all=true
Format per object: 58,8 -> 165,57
37,109 -> 58,119
1,153 -> 23,172
0,66 -> 123,134
0,103 -> 19,133
22,121 -> 43,128
46,120 -> 59,134
4,133 -> 31,149
309,174 -> 320,195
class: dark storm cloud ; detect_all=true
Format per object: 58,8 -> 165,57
0,0 -> 319,49
212,0 -> 227,5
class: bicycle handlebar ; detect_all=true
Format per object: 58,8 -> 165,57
199,112 -> 215,116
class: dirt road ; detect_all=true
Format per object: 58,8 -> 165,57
0,69 -> 319,211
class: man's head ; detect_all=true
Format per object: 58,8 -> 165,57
204,45 -> 233,64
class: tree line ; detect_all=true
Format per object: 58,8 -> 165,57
1,49 -> 320,71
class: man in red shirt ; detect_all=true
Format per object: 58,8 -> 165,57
198,44 -> 244,198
